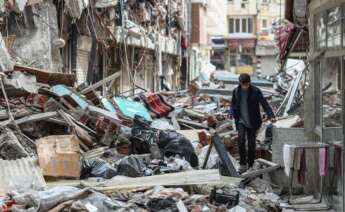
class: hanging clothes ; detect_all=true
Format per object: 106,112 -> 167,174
319,147 -> 328,177
298,148 -> 307,184
334,145 -> 342,176
283,144 -> 295,176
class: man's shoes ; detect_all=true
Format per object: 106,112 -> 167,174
239,165 -> 247,174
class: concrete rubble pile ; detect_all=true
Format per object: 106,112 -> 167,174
0,62 -> 307,211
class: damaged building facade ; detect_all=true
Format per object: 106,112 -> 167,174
281,0 -> 345,210
0,0 -> 187,94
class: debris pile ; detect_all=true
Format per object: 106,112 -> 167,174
0,59 -> 309,211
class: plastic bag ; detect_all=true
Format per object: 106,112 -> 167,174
117,156 -> 152,177
130,116 -> 159,154
81,159 -> 117,179
158,130 -> 199,168
147,198 -> 178,212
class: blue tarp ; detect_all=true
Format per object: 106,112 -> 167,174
113,97 -> 152,121
101,98 -> 117,112
51,85 -> 89,109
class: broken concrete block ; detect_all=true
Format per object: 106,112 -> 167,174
9,0 -> 62,71
0,33 -> 14,71
0,127 -> 28,160
37,135 -> 81,178
3,71 -> 39,94
64,0 -> 88,19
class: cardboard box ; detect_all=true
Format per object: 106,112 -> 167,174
37,135 -> 80,178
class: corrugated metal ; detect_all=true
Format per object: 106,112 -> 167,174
0,157 -> 46,195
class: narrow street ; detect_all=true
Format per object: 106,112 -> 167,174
0,0 -> 343,211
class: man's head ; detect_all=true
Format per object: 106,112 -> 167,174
239,73 -> 251,91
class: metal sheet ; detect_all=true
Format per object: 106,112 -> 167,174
51,85 -> 89,109
113,97 -> 152,121
0,157 -> 46,195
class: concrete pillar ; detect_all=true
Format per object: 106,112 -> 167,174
224,48 -> 231,71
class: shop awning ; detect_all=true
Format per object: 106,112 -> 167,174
227,38 -> 257,49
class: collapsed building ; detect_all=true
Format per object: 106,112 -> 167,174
0,0 -> 342,211
0,0 -> 187,94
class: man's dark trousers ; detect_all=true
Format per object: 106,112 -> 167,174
238,123 -> 256,167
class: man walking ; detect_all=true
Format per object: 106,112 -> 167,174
230,74 -> 276,173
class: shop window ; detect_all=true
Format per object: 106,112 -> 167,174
327,7 -> 341,48
262,19 -> 268,29
321,57 -> 343,212
230,54 -> 236,66
315,12 -> 327,49
322,58 -> 342,128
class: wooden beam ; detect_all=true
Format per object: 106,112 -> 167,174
0,111 -> 58,126
240,159 -> 280,178
81,71 -> 121,94
46,170 -> 242,191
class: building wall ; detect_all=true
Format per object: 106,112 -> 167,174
257,0 -> 285,40
191,3 -> 208,45
305,0 -> 345,210
206,0 -> 227,37
259,56 -> 276,76
227,0 -> 258,16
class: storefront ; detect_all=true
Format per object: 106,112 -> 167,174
307,0 -> 345,210
226,37 -> 257,74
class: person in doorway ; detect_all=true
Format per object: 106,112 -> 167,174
230,73 -> 276,173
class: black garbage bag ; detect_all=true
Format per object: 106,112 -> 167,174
117,155 -> 152,177
130,115 -> 159,154
265,123 -> 273,144
147,198 -> 178,212
158,130 -> 199,168
81,158 -> 117,179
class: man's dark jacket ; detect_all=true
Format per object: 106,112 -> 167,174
230,85 -> 275,130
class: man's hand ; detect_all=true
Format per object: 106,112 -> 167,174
270,117 -> 277,123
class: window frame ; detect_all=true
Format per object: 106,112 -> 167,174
228,17 -> 254,34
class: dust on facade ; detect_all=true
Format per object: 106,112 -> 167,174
0,0 -> 187,94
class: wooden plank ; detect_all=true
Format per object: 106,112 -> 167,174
0,111 -> 58,126
13,65 -> 76,86
46,170 -> 242,191
81,71 -> 121,94
240,159 -> 280,178
256,158 -> 279,167
212,134 -> 239,177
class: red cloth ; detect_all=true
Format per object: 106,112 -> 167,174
319,147 -> 328,177
298,148 -> 306,184
181,35 -> 187,49
334,145 -> 342,176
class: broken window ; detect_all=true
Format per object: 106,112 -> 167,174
322,58 -> 342,128
327,7 -> 341,48
315,12 -> 327,49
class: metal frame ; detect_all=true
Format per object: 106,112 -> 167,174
288,144 -> 331,211
308,0 -> 345,210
